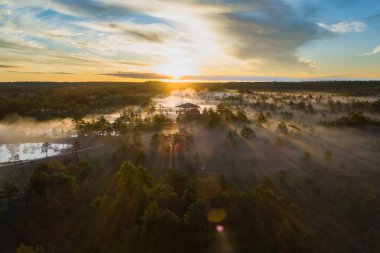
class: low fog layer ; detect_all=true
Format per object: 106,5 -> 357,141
0,115 -> 73,143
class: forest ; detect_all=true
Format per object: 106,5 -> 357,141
0,81 -> 379,120
0,81 -> 379,253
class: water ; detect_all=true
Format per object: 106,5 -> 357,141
0,143 -> 72,164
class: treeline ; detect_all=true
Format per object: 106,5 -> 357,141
200,102 -> 250,127
0,81 -> 379,121
327,99 -> 380,113
0,82 -> 166,120
211,81 -> 380,96
73,102 -> 251,137
320,112 -> 380,128
73,110 -> 173,136
0,154 -> 317,253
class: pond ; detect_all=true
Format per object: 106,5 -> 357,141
0,143 -> 72,164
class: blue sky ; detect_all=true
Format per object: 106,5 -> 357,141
0,0 -> 379,81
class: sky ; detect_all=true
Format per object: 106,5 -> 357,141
0,0 -> 379,82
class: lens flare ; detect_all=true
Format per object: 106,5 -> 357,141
216,225 -> 224,232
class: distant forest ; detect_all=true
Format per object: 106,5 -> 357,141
0,81 -> 379,121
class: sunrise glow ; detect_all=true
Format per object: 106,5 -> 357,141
0,1 -> 379,82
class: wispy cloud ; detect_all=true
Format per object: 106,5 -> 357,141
103,71 -> 171,79
49,0 -> 135,19
297,57 -> 321,68
364,45 -> 380,55
118,60 -> 151,67
78,22 -> 174,43
0,64 -> 19,69
0,0 -> 380,80
8,71 -> 74,75
368,12 -> 380,20
317,21 -> 366,34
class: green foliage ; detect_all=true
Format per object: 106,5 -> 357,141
1,82 -> 380,253
151,114 -> 173,131
116,161 -> 154,194
201,107 -> 222,127
202,103 -> 250,127
90,195 -> 109,210
40,142 -> 52,158
253,176 -> 317,252
26,162 -> 78,199
305,103 -> 315,114
235,109 -> 250,123
183,199 -> 208,230
281,111 -> 294,122
276,121 -> 289,134
164,169 -> 191,196
133,131 -> 143,148
2,178 -> 18,205
0,81 -> 379,121
140,202 -> 182,253
150,132 -> 162,147
240,126 -> 255,139
322,112 -> 379,128
74,109 -> 173,137
149,182 -> 180,212
161,129 -> 194,152
227,191 -> 274,253
227,128 -> 238,139
16,244 -> 44,253
72,139 -> 80,154
254,111 -> 267,126
0,82 -> 159,120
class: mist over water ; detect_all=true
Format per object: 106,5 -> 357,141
0,143 -> 72,164
0,115 -> 73,163
0,115 -> 73,143
0,90 -> 379,170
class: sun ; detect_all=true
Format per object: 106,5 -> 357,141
155,61 -> 197,79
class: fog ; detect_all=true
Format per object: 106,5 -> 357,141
0,142 -> 72,164
1,90 -> 379,179
142,90 -> 380,188
0,115 -> 73,143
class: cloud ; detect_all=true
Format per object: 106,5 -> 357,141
202,0 -> 325,66
297,57 -> 321,68
368,12 -> 380,20
103,71 -> 171,79
0,64 -> 18,69
79,22 -> 174,43
8,71 -> 74,75
118,60 -> 151,67
317,21 -> 366,34
50,0 -> 134,19
364,45 -> 380,55
0,38 -> 101,69
1,0 -> 379,80
0,38 -> 44,52
0,0 -> 327,73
